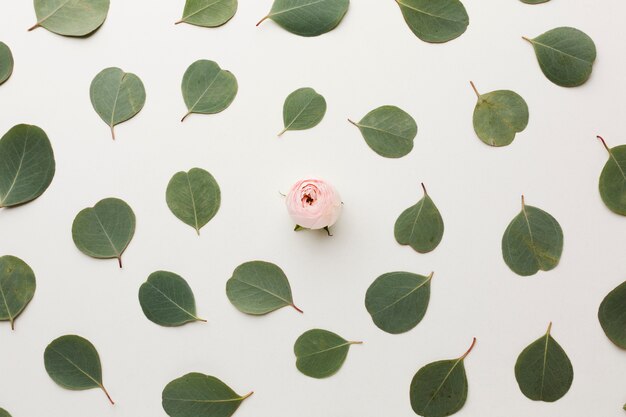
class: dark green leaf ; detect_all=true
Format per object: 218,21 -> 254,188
0,124 -> 55,208
515,323 -> 573,402
294,329 -> 361,378
166,168 -> 220,234
349,105 -> 417,158
0,408 -> 10,417
598,280 -> 626,349
177,0 -> 237,27
396,0 -> 469,43
0,42 -> 13,85
226,260 -> 302,315
365,271 -> 432,334
597,136 -> 626,215
139,271 -> 205,327
30,0 -> 110,37
395,183 -> 444,253
71,198 -> 136,268
502,196 -> 563,276
524,27 -> 596,87
257,0 -> 349,37
0,255 -> 36,330
279,87 -> 326,136
162,373 -> 252,417
181,60 -> 238,121
410,338 -> 476,417
44,335 -> 114,404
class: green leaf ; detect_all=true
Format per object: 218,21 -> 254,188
181,59 -> 238,121
279,87 -> 326,136
294,329 -> 361,378
0,255 -> 36,331
598,280 -> 626,349
162,373 -> 252,417
394,183 -> 444,253
349,105 -> 417,158
71,198 -> 136,268
0,408 -> 10,417
257,0 -> 349,37
501,196 -> 563,276
596,136 -> 626,215
166,168 -> 221,235
470,82 -> 529,147
396,0 -> 469,43
44,335 -> 114,404
30,0 -> 110,37
521,0 -> 550,3
139,271 -> 205,327
226,260 -> 302,315
0,124 -> 55,208
89,67 -> 146,140
523,27 -> 596,87
0,42 -> 13,85
515,323 -> 573,402
177,0 -> 237,27
410,338 -> 476,417
365,271 -> 432,334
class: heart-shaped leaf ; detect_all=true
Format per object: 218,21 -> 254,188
523,27 -> 596,87
410,338 -> 476,417
470,81 -> 529,147
349,105 -> 417,158
71,198 -> 136,268
598,280 -> 626,349
294,329 -> 361,378
515,323 -> 573,402
44,335 -> 114,404
0,408 -> 10,417
596,136 -> 626,215
0,255 -> 36,330
166,168 -> 220,235
181,60 -> 238,121
30,0 -> 110,37
0,42 -> 13,85
365,271 -> 432,334
395,183 -> 444,253
176,0 -> 238,27
396,0 -> 469,43
0,124 -> 55,208
139,271 -> 205,327
90,67 -> 146,140
257,0 -> 349,37
226,260 -> 302,315
279,87 -> 326,136
502,196 -> 563,276
162,373 -> 252,417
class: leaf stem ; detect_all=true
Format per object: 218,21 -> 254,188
110,125 -> 115,140
469,81 -> 480,98
174,19 -> 184,25
460,337 -> 477,360
290,303 -> 304,314
27,23 -> 41,31
421,182 -> 428,195
256,16 -> 269,26
427,271 -> 434,281
181,112 -> 191,122
277,127 -> 288,136
101,385 -> 115,405
347,118 -> 358,127
10,318 -> 14,331
546,321 -> 553,335
521,194 -> 526,209
597,135 -> 611,153
195,316 -> 208,323
521,36 -> 532,43
242,391 -> 254,400
349,340 -> 364,345
117,257 -> 123,269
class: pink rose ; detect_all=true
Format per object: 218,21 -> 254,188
286,178 -> 342,232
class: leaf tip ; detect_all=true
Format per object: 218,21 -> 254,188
427,271 -> 434,280
421,182 -> 427,195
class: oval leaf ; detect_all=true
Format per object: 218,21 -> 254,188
0,42 -> 13,85
521,0 -> 550,3
515,323 -> 573,402
501,196 -> 563,276
470,82 -> 529,147
166,168 -> 220,234
0,255 -> 36,330
181,59 -> 238,121
365,271 -> 432,334
90,67 -> 146,140
294,329 -> 361,378
257,0 -> 349,37
226,260 -> 301,315
0,124 -> 55,208
410,338 -> 476,417
598,280 -> 626,349
349,105 -> 417,158
30,0 -> 110,37
524,27 -> 596,87
71,198 -> 136,268
395,184 -> 444,253
597,137 -> 626,215
279,87 -> 326,136
396,0 -> 469,43
177,0 -> 237,27
139,271 -> 205,327
44,335 -> 114,404
162,373 -> 252,417
0,408 -> 10,417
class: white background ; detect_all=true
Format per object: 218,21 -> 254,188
1,0 -> 625,416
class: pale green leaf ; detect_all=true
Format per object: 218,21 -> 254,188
394,183 -> 444,253
0,408 -> 11,417
349,105 -> 417,158
177,0 -> 237,27
294,329 -> 361,378
166,168 -> 220,234
279,87 -> 326,136
257,0 -> 349,37
181,60 -> 238,121
30,0 -> 110,37
396,0 -> 469,43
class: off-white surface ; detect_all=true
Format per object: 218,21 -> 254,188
1,1 -> 625,416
